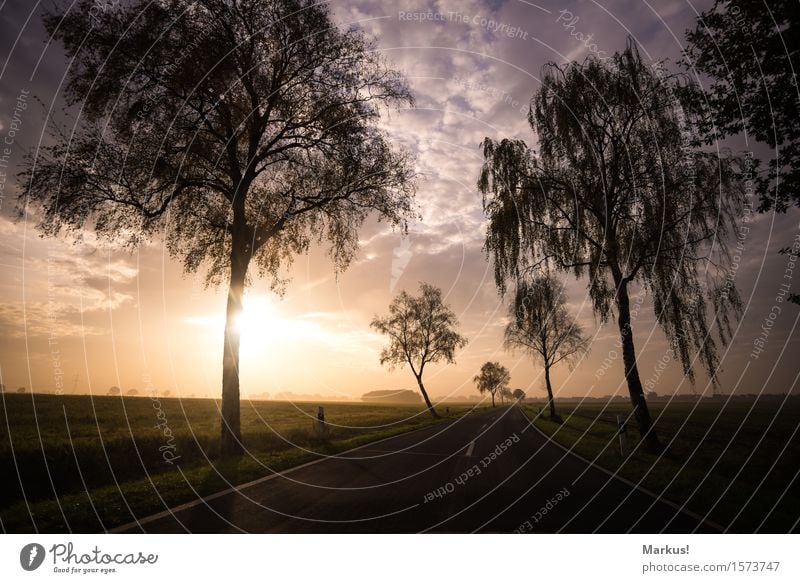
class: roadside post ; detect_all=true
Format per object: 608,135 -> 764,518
315,406 -> 326,437
617,415 -> 628,457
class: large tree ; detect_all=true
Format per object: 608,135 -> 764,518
23,0 -> 416,456
478,43 -> 744,451
473,361 -> 511,408
504,274 -> 588,422
683,0 -> 800,212
371,283 -> 467,417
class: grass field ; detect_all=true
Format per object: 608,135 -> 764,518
4,392 -> 797,533
522,397 -> 800,533
0,393 -> 469,533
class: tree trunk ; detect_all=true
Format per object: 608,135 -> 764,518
491,391 -> 496,407
415,374 -> 439,418
220,237 -> 250,457
615,279 -> 662,452
544,364 -> 559,420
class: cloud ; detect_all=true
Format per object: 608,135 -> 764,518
0,302 -> 106,338
0,216 -> 139,342
1,0 -> 797,398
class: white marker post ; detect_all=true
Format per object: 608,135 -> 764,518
617,415 -> 628,457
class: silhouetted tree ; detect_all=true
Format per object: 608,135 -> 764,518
479,43 -> 744,451
24,0 -> 416,456
684,2 -> 800,307
512,388 -> 526,401
107,386 -> 120,396
504,274 -> 587,422
371,283 -> 467,417
474,362 -> 510,408
683,1 -> 800,212
126,389 -> 140,396
16,387 -> 26,393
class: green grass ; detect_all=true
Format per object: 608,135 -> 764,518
521,397 -> 800,533
1,393 -> 468,533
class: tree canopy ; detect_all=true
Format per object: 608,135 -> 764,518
28,0 -> 416,285
504,274 -> 587,419
479,42 -> 745,448
371,283 -> 467,417
683,0 -> 800,212
473,361 -> 511,408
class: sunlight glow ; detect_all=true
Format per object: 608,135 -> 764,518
182,294 -> 386,395
233,295 -> 276,335
185,295 -> 336,352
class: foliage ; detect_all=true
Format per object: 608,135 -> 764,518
473,361 -> 510,407
23,0 -> 417,453
479,43 -> 745,443
505,274 -> 588,372
27,0 -> 416,285
505,274 -> 587,418
683,0 -> 800,212
371,283 -> 467,415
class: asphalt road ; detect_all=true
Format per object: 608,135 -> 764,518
115,406 -> 719,533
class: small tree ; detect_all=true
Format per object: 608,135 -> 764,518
504,275 -> 588,422
479,43 -> 744,450
17,387 -> 26,393
107,386 -> 120,396
371,283 -> 467,417
474,362 -> 511,408
512,388 -> 526,401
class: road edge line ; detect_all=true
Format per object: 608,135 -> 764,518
517,407 -> 725,533
109,415 -> 459,533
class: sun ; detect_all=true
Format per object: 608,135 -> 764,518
184,293 -> 339,356
234,295 -> 277,336
232,295 -> 334,352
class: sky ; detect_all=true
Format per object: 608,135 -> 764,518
0,0 -> 797,402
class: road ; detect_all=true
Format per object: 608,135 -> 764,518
115,406 -> 718,533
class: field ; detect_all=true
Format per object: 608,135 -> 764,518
523,397 -> 800,533
0,393 -> 469,533
4,392 -> 797,533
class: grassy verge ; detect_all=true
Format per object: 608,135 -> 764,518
1,394 -> 468,532
520,398 -> 800,533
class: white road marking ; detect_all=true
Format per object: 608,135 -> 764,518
465,440 -> 475,457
